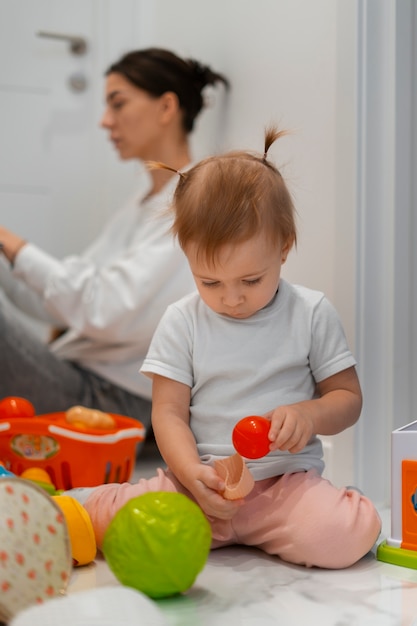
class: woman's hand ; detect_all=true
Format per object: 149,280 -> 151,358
0,226 -> 27,264
184,462 -> 244,520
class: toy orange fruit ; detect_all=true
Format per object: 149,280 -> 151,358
21,468 -> 53,485
0,397 -> 35,419
52,496 -> 97,567
20,468 -> 57,495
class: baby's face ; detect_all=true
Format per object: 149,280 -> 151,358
185,234 -> 291,319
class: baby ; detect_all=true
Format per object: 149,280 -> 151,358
72,127 -> 381,569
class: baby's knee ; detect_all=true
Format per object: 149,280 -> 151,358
285,488 -> 381,569
330,488 -> 381,567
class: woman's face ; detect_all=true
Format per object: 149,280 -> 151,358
100,73 -> 170,161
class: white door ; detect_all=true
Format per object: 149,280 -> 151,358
0,0 -> 138,258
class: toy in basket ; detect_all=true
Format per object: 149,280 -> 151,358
0,397 -> 145,491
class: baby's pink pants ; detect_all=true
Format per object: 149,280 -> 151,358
84,468 -> 381,569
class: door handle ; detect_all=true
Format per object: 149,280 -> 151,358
37,31 -> 87,56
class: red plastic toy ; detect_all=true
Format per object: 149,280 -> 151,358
232,415 -> 271,459
0,396 -> 35,419
0,397 -> 145,490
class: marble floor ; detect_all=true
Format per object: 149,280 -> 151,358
15,440 -> 417,626
67,525 -> 417,626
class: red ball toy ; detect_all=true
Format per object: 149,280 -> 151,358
0,397 -> 35,419
232,415 -> 271,459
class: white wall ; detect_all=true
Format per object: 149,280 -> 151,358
355,0 -> 417,507
1,0 -> 360,487
135,0 -> 340,298
5,0 -> 413,504
130,0 -> 358,487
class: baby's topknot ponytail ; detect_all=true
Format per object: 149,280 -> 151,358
263,126 -> 289,163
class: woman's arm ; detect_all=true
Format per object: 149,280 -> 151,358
151,374 -> 244,519
0,204 -> 193,341
0,227 -> 62,324
266,366 -> 362,454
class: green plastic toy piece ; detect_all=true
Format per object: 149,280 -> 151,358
102,491 -> 212,598
377,540 -> 417,569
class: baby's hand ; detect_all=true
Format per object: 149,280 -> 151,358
265,404 -> 314,454
186,463 -> 244,520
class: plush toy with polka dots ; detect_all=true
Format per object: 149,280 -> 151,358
0,477 -> 72,623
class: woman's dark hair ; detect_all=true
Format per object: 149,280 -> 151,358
106,47 -> 229,133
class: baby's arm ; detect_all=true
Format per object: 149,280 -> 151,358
266,366 -> 362,454
152,374 -> 244,519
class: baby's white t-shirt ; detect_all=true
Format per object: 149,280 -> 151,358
141,279 -> 356,480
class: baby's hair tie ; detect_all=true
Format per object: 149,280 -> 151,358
146,161 -> 185,179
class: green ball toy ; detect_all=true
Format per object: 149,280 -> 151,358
102,491 -> 212,599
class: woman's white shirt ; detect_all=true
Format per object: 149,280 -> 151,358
8,172 -> 195,398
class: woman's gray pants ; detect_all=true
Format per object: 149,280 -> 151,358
0,292 -> 151,441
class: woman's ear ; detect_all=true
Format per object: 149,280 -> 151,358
159,91 -> 180,124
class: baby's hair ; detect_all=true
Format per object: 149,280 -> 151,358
150,126 -> 297,264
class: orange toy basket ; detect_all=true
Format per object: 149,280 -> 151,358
0,411 -> 145,490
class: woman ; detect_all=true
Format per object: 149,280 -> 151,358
0,48 -> 228,437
